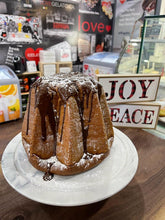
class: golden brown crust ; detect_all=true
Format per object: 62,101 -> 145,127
100,87 -> 114,139
87,93 -> 109,154
22,88 -> 55,159
56,97 -> 84,166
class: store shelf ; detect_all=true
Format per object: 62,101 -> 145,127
17,71 -> 41,76
17,71 -> 41,113
39,61 -> 72,75
21,92 -> 29,95
143,39 -> 165,43
138,16 -> 165,78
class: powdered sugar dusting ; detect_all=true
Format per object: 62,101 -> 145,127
37,152 -> 104,172
37,72 -> 98,94
23,138 -> 106,174
38,156 -> 67,171
108,137 -> 114,149
22,139 -> 30,157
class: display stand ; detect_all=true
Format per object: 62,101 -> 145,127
137,15 -> 165,136
39,61 -> 72,75
17,71 -> 41,112
137,15 -> 165,76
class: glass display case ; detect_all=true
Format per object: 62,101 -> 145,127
137,15 -> 165,138
117,39 -> 141,74
137,15 -> 165,77
137,15 -> 165,97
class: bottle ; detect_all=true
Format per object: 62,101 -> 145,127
13,56 -> 22,74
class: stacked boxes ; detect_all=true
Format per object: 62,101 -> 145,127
39,42 -> 73,76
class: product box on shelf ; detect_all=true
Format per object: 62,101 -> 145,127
59,67 -> 71,73
39,50 -> 56,63
43,64 -> 56,77
56,48 -> 71,62
0,65 -> 22,123
19,73 -> 39,93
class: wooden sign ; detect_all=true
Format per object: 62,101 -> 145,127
108,102 -> 160,129
97,74 -> 161,104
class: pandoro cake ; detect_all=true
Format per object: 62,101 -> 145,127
22,72 -> 114,177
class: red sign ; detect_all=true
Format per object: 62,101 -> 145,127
25,48 -> 43,65
120,0 -> 126,4
102,1 -> 111,7
62,53 -> 69,58
84,64 -> 89,71
53,23 -> 69,30
78,15 -> 111,34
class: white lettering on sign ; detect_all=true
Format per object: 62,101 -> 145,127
108,103 -> 160,129
97,74 -> 161,103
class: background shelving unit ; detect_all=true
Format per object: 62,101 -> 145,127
39,61 -> 72,75
17,71 -> 41,113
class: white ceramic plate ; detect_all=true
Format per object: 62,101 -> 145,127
1,128 -> 138,206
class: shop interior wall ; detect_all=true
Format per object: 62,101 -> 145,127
0,0 -> 115,73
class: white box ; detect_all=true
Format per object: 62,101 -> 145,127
39,50 -> 56,63
59,67 -> 71,73
56,48 -> 71,62
43,64 -> 56,77
26,61 -> 37,72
